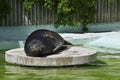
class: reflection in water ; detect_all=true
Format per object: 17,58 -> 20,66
0,51 -> 120,80
0,66 -> 5,80
4,60 -> 108,80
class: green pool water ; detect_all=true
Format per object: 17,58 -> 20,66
0,50 -> 120,80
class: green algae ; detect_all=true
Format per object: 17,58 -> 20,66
0,50 -> 120,80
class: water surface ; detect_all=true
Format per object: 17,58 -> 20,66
0,50 -> 120,80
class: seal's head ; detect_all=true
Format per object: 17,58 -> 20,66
28,39 -> 45,57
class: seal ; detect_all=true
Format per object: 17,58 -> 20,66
24,29 -> 70,57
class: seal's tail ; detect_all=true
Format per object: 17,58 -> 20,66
64,40 -> 72,45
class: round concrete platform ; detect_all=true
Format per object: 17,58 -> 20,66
5,47 -> 97,67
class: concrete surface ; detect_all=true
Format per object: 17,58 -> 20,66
5,47 -> 96,67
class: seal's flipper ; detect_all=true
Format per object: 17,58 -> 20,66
53,46 -> 59,52
53,45 -> 70,54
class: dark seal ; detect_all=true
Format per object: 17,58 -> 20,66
24,29 -> 69,57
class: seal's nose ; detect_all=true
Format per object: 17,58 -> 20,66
31,45 -> 39,53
